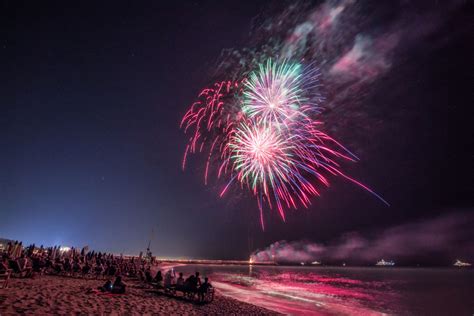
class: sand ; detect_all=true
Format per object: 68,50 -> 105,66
0,275 -> 279,315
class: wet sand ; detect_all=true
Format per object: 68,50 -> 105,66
0,275 -> 279,315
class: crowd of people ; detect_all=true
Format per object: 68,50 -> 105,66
145,269 -> 213,302
1,241 -> 147,279
1,240 -> 213,302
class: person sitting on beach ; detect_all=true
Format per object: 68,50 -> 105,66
163,269 -> 175,288
106,264 -> 117,277
153,270 -> 163,284
53,258 -> 63,273
194,272 -> 202,287
176,272 -> 185,290
72,260 -> 81,274
145,268 -> 153,283
44,257 -> 53,269
111,276 -> 126,294
127,266 -> 137,277
94,263 -> 103,277
198,277 -> 212,302
82,262 -> 91,275
31,255 -> 45,273
98,279 -> 113,292
63,258 -> 72,273
184,274 -> 197,293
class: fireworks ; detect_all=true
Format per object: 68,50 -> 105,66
180,80 -> 242,185
243,60 -> 305,124
242,60 -> 322,125
181,59 -> 387,229
228,121 -> 297,223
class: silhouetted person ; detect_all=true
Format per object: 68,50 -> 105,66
198,277 -> 212,302
176,272 -> 184,290
145,269 -> 153,283
164,269 -> 175,288
63,258 -> 71,272
185,274 -> 198,293
72,260 -> 81,274
195,271 -> 201,286
98,279 -> 113,292
82,262 -> 91,275
107,264 -> 117,276
153,270 -> 162,284
112,276 -> 126,294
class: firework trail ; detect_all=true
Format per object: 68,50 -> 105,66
180,80 -> 243,185
182,57 -> 388,229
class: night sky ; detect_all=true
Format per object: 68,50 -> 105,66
1,1 -> 472,262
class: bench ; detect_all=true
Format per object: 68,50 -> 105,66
162,285 -> 215,303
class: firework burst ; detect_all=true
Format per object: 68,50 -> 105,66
227,121 -> 296,223
181,59 -> 387,230
242,59 -> 322,126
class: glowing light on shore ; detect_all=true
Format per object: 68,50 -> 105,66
59,246 -> 71,252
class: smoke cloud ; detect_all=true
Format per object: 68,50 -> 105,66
251,210 -> 474,265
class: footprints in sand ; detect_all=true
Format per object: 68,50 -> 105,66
0,275 -> 277,314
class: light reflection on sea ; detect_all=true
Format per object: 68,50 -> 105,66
165,265 -> 474,315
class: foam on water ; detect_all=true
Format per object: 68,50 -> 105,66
211,271 -> 389,315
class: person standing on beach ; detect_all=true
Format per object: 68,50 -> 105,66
198,277 -> 212,302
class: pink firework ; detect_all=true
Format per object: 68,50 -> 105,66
181,59 -> 388,230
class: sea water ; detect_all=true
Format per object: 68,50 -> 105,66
169,265 -> 474,315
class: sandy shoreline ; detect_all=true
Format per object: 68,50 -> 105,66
0,275 -> 279,315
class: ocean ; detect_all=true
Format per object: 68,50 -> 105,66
169,264 -> 474,315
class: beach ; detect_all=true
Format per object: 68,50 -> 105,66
0,275 -> 278,315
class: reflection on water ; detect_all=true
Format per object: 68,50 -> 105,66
170,265 -> 474,315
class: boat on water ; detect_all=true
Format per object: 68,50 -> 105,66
453,260 -> 471,267
375,259 -> 395,266
311,261 -> 321,265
